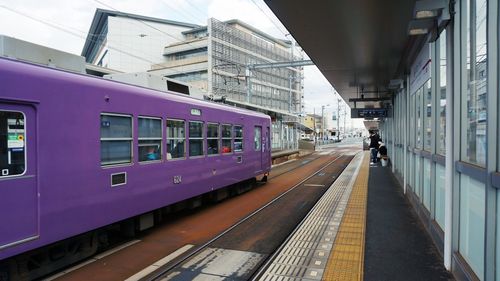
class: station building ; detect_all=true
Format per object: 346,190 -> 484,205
265,0 -> 499,280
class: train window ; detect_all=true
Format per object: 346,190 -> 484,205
234,125 -> 243,152
138,117 -> 162,162
167,119 -> 185,159
189,121 -> 204,157
254,126 -> 261,151
100,114 -> 132,166
221,124 -> 232,153
207,123 -> 219,155
0,111 -> 26,177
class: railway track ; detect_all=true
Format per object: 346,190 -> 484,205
145,153 -> 353,280
41,146 -> 359,281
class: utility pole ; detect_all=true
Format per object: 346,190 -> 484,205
337,97 -> 341,141
313,108 -> 317,144
321,105 -> 325,141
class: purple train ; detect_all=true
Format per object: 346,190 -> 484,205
0,57 -> 271,264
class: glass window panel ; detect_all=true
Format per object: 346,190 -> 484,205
423,158 -> 431,209
416,87 -> 423,149
424,80 -> 432,151
100,115 -> 132,138
207,123 -> 219,155
101,141 -> 131,165
234,125 -> 243,138
411,94 -> 416,147
254,126 -> 261,151
139,117 -> 162,162
189,139 -> 203,156
438,30 -> 447,155
435,164 -> 446,228
0,111 -> 26,176
207,123 -> 219,138
207,139 -> 219,155
167,120 -> 185,139
167,139 -> 185,159
138,118 -> 161,138
222,139 -> 232,153
234,125 -> 243,152
415,156 -> 421,199
138,140 -> 161,161
463,0 -> 487,166
497,190 -> 500,281
189,122 -> 203,138
459,174 -> 485,279
100,114 -> 132,165
222,124 -> 232,138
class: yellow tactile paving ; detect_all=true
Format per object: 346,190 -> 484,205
322,151 -> 370,281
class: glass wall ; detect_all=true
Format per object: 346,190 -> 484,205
435,164 -> 446,228
497,190 -> 500,281
415,156 -> 421,199
438,30 -> 447,155
423,158 -> 431,209
416,87 -> 423,149
424,80 -> 432,151
463,0 -> 487,166
459,174 -> 485,279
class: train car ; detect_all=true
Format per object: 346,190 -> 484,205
0,57 -> 271,268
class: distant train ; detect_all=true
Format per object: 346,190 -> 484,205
0,57 -> 271,268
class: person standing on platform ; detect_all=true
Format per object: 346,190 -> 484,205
368,131 -> 380,163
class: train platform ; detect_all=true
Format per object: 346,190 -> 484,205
257,151 -> 453,281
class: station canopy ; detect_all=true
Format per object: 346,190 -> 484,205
264,0 -> 430,113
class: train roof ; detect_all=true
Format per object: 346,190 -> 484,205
0,57 -> 270,120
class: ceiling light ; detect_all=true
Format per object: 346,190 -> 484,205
408,19 -> 434,36
414,0 -> 447,19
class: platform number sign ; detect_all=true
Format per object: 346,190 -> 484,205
173,175 -> 182,184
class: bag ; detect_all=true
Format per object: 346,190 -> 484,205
377,152 -> 381,158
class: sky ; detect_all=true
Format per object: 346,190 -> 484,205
0,0 -> 362,129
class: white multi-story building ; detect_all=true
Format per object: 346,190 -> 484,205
81,9 -> 199,73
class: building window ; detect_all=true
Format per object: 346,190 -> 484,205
234,125 -> 243,152
189,121 -> 204,157
221,124 -> 232,153
138,117 -> 162,162
207,123 -> 219,155
0,111 -> 26,177
100,114 -> 132,166
462,0 -> 487,166
438,30 -> 447,155
167,119 -> 185,159
254,126 -> 261,151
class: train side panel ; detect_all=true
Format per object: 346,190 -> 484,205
0,58 -> 271,260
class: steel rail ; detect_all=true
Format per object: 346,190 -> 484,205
147,153 -> 346,281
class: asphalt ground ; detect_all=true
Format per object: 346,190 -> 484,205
364,164 -> 454,281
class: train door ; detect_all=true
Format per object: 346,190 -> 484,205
254,126 -> 262,172
0,104 -> 39,250
263,126 -> 270,169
